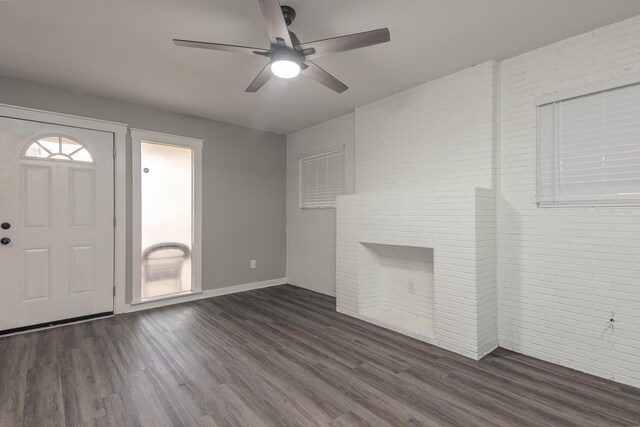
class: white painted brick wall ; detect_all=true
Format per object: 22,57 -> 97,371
355,61 -> 497,194
286,114 -> 355,296
337,60 -> 498,359
498,15 -> 640,387
287,14 -> 640,388
337,190 -> 496,359
476,188 -> 498,357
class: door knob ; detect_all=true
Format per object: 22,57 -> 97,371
0,223 -> 9,230
0,237 -> 10,245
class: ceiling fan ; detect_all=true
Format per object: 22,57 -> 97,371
173,0 -> 390,94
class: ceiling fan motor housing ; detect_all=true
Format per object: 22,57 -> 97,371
270,50 -> 302,66
281,5 -> 296,26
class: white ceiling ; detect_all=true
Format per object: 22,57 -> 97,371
1,0 -> 640,134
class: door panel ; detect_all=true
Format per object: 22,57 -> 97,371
69,245 -> 95,295
21,247 -> 51,302
0,117 -> 114,331
139,141 -> 194,299
21,164 -> 51,229
68,168 -> 96,227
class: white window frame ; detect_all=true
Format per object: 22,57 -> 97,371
298,145 -> 345,209
536,73 -> 640,208
130,129 -> 203,305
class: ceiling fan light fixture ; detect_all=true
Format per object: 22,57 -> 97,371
173,1 -> 391,93
270,53 -> 301,79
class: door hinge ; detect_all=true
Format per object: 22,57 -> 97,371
113,286 -> 116,297
113,217 -> 116,228
113,146 -> 117,158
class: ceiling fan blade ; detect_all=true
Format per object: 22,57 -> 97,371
257,0 -> 293,48
297,28 -> 390,59
246,63 -> 273,92
173,39 -> 270,56
301,61 -> 348,94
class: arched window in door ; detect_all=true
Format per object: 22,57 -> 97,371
24,135 -> 93,163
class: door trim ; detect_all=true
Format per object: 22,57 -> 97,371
130,129 -> 203,305
0,103 -> 128,314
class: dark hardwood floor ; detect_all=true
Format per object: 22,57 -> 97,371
1,285 -> 639,427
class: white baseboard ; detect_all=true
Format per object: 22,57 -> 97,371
123,277 -> 288,313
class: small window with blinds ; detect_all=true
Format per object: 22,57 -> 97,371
299,148 -> 345,209
538,81 -> 640,207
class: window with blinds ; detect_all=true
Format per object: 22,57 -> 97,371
299,148 -> 345,209
538,81 -> 640,207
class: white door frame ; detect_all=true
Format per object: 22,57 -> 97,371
130,129 -> 203,305
0,103 -> 128,314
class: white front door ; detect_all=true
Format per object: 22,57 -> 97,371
0,116 -> 114,332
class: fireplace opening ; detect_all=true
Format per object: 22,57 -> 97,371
358,243 -> 435,340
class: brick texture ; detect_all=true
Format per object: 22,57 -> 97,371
287,15 -> 640,388
498,15 -> 640,387
337,190 -> 497,360
286,114 -> 355,296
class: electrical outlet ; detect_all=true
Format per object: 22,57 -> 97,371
603,312 -> 616,336
408,281 -> 415,294
250,259 -> 256,269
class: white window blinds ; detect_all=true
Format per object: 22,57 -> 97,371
299,148 -> 345,209
538,82 -> 640,207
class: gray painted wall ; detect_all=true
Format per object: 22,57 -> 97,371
0,76 -> 286,300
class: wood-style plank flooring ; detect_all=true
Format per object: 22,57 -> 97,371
1,285 -> 640,427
